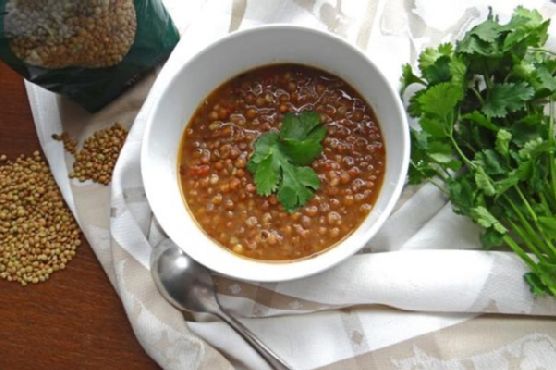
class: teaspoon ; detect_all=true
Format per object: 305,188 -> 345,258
150,239 -> 291,370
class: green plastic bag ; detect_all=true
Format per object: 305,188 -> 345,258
0,0 -> 180,112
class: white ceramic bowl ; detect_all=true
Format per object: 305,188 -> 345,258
142,25 -> 409,282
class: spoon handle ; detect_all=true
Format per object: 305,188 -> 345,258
216,310 -> 292,370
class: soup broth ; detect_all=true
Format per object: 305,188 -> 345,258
179,64 -> 385,261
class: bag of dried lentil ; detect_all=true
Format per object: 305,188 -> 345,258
0,0 -> 179,112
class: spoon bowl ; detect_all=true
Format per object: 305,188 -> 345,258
150,239 -> 217,313
150,239 -> 291,370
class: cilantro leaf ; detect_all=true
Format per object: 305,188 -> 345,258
462,111 -> 498,131
524,272 -> 552,296
247,111 -> 326,211
254,154 -> 280,196
419,116 -> 448,138
280,126 -> 327,165
450,56 -> 467,86
474,149 -> 507,175
422,55 -> 452,86
470,206 -> 508,234
418,43 -> 452,72
471,18 -> 503,43
482,82 -> 534,118
407,89 -> 425,117
533,66 -> 556,96
248,131 -> 280,169
401,6 -> 556,297
503,7 -> 549,51
448,175 -> 476,215
417,82 -> 463,118
495,129 -> 512,157
279,112 -> 327,165
400,63 -> 425,94
457,13 -> 504,58
474,166 -> 497,196
278,164 -> 320,212
280,112 -> 321,141
481,227 -> 504,249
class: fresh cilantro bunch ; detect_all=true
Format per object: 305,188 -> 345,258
247,111 -> 327,212
401,7 -> 556,296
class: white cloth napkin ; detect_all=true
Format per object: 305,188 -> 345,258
26,0 -> 556,369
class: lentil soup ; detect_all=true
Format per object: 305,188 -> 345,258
179,64 -> 385,261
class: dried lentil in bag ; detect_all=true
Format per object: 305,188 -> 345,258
0,0 -> 179,112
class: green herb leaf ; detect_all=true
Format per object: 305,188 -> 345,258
401,7 -> 556,296
449,56 -> 467,86
247,111 -> 326,211
418,43 -> 452,72
470,206 -> 508,234
417,82 -> 463,118
420,116 -> 448,138
471,18 -> 503,43
448,175 -> 476,215
524,272 -> 552,296
474,149 -> 507,175
482,82 -> 535,118
254,154 -> 280,196
400,63 -> 425,94
480,227 -> 504,249
503,7 -> 549,51
533,66 -> 556,96
462,111 -> 498,132
279,112 -> 327,165
495,129 -> 512,157
474,167 -> 497,196
280,112 -> 321,141
407,89 -> 425,117
248,131 -> 280,170
278,164 -> 320,212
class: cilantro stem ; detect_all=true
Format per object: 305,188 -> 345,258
470,87 -> 485,105
509,220 -> 549,262
503,192 -> 556,259
502,235 -> 537,269
450,134 -> 474,168
434,163 -> 451,181
539,192 -> 554,216
514,186 -> 538,222
449,112 -> 476,168
504,191 -> 556,258
529,48 -> 556,56
427,177 -> 449,196
549,100 -> 556,206
482,63 -> 493,90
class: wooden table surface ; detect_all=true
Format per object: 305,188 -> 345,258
0,63 -> 159,370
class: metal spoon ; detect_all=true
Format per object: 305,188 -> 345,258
150,239 -> 291,370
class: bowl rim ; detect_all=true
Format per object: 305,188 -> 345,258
141,24 -> 410,282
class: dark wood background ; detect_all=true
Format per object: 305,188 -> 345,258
0,62 -> 159,369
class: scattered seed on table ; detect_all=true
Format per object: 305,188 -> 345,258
0,151 -> 82,286
52,132 -> 77,154
56,123 -> 128,186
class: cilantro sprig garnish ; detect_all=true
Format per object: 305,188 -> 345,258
401,7 -> 556,296
247,111 -> 326,212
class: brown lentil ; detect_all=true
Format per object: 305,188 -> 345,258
56,123 -> 128,186
0,152 -> 81,285
179,64 -> 385,261
5,0 -> 137,69
52,132 -> 77,154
